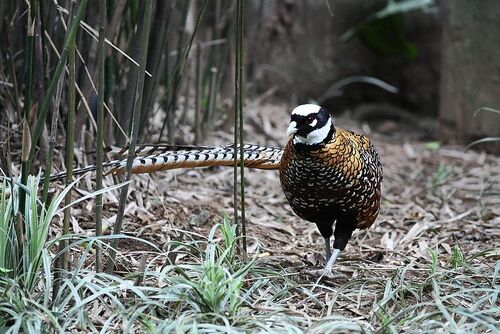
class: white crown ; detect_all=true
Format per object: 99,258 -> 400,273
291,104 -> 321,117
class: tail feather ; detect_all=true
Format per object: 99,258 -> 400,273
106,144 -> 217,158
49,144 -> 283,181
120,144 -> 282,175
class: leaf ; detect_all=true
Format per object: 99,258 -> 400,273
341,0 -> 434,41
464,137 -> 500,151
358,14 -> 417,60
425,141 -> 441,150
473,106 -> 500,117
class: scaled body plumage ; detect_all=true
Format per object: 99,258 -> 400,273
280,128 -> 382,230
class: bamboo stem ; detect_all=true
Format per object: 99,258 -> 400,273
41,73 -> 64,205
207,67 -> 218,127
139,0 -> 172,138
158,0 -> 209,141
106,0 -> 153,274
194,41 -> 202,144
236,0 -> 246,253
168,0 -> 190,144
27,0 -> 88,170
95,0 -> 106,273
20,0 -> 36,219
59,0 -> 78,272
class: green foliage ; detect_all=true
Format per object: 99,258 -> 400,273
0,175 -> 128,332
427,247 -> 438,275
1,200 -> 497,332
0,175 -> 72,331
342,0 -> 435,60
157,215 -> 254,318
342,0 -> 434,40
0,175 -> 69,290
430,163 -> 451,194
369,248 -> 499,333
450,245 -> 467,270
359,14 -> 417,60
424,141 -> 441,150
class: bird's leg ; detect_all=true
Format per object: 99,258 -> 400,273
322,213 -> 355,274
324,237 -> 332,262
324,248 -> 341,273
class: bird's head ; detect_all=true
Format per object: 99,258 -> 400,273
286,104 -> 334,146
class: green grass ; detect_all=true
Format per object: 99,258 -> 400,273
0,177 -> 498,333
430,162 -> 452,195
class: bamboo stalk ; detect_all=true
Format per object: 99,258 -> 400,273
207,67 -> 218,128
158,0 -> 209,142
249,0 -> 265,96
106,0 -> 153,274
20,0 -> 36,218
167,0 -> 191,145
41,73 -> 64,205
177,64 -> 192,127
167,0 -> 193,144
34,1 -> 49,163
139,0 -> 173,138
52,0 -> 86,299
27,0 -> 88,170
233,7 -> 240,241
59,0 -> 78,272
118,3 -> 144,145
236,0 -> 246,253
211,4 -> 237,128
194,41 -> 202,144
95,0 -> 106,273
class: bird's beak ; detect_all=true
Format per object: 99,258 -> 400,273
286,121 -> 298,138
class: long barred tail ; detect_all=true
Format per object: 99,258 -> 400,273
49,144 -> 283,181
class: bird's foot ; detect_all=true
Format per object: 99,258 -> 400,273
304,268 -> 338,279
320,268 -> 337,279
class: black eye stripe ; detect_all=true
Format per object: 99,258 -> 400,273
291,114 -> 316,121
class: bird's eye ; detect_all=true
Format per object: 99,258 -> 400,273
307,115 -> 318,127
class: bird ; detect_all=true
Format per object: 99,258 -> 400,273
279,104 -> 382,273
49,104 -> 382,273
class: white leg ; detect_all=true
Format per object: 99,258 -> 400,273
324,248 -> 341,273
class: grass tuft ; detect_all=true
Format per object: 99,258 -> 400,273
1,178 -> 498,333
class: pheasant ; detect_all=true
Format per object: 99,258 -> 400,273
280,104 -> 382,272
50,104 -> 382,272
